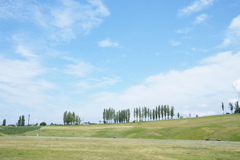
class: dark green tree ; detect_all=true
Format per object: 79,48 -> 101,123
139,107 -> 142,121
135,108 -> 139,122
229,102 -> 234,114
164,105 -> 167,120
153,109 -> 155,121
2,119 -> 6,126
133,108 -> 136,121
63,111 -> 67,125
170,106 -> 174,119
149,109 -> 152,121
21,115 -> 25,126
221,102 -> 224,115
72,112 -> 76,124
161,105 -> 164,120
148,108 -> 150,121
158,105 -> 161,120
103,109 -> 106,123
127,109 -> 130,122
155,106 -> 158,120
40,122 -> 46,126
167,105 -> 170,120
234,101 -> 240,113
17,116 -> 21,126
64,111 -> 81,125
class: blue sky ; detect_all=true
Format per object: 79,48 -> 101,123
1,0 -> 240,125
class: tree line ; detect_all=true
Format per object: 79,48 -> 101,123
222,101 -> 240,114
102,105 -> 175,124
63,111 -> 81,125
103,108 -> 130,124
17,115 -> 25,126
133,105 -> 174,122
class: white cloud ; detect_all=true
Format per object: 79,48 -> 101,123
88,51 -> 240,118
0,0 -> 110,40
0,54 -> 55,112
179,0 -> 215,16
16,45 -> 37,58
0,57 -> 42,84
220,15 -> 240,47
77,77 -> 120,89
65,61 -> 95,77
233,79 -> 240,92
169,40 -> 181,46
194,14 -> 208,24
176,28 -> 192,34
98,39 -> 118,47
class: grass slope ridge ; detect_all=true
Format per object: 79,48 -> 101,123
0,126 -> 40,136
25,114 -> 240,141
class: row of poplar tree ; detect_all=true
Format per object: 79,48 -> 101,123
222,101 -> 240,114
17,115 -> 25,126
63,111 -> 81,125
102,105 -> 175,124
103,108 -> 131,124
133,105 -> 175,122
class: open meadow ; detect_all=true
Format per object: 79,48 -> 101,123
0,136 -> 240,160
0,114 -> 240,159
19,114 -> 240,141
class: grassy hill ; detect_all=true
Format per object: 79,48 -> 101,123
0,126 -> 40,136
13,114 -> 240,141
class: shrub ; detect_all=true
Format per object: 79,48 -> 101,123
40,122 -> 46,126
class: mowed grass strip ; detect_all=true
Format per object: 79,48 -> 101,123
23,114 -> 240,141
0,126 -> 40,135
0,136 -> 240,160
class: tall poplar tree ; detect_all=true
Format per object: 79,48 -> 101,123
164,105 -> 167,120
153,109 -> 155,121
21,115 -> 25,126
221,102 -> 224,115
17,116 -> 21,126
229,102 -> 234,114
161,105 -> 164,120
235,101 -> 240,113
2,119 -> 6,126
158,105 -> 161,120
170,106 -> 174,119
63,111 -> 67,125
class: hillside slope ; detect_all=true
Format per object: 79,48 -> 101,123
24,114 -> 240,141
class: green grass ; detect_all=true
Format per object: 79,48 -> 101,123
0,126 -> 40,136
0,136 -> 240,160
21,114 -> 240,141
1,115 -> 240,159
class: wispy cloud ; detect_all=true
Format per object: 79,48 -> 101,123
98,39 -> 118,47
178,0 -> 215,16
169,40 -> 182,46
16,45 -> 37,58
176,28 -> 192,34
194,14 -> 208,24
0,52 -> 54,111
220,15 -> 240,47
233,79 -> 240,93
0,0 -> 110,41
65,61 -> 96,77
77,77 -> 120,89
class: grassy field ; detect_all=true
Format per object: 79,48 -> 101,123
0,136 -> 240,160
0,114 -> 240,159
0,126 -> 40,136
21,114 -> 240,141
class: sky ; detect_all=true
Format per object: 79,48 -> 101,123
0,0 -> 240,125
